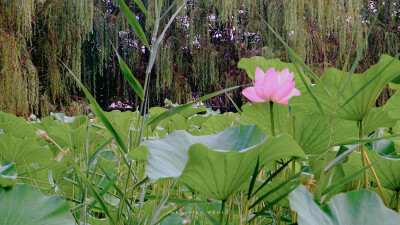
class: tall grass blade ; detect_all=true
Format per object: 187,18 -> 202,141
332,132 -> 400,146
249,169 -> 303,210
321,160 -> 380,196
324,144 -> 361,171
132,0 -> 154,24
65,63 -> 138,181
149,181 -> 176,225
249,178 -> 306,223
155,202 -> 196,224
195,204 -> 219,225
147,4 -> 184,74
248,155 -> 261,200
113,45 -> 144,99
86,139 -> 113,177
117,0 -> 150,50
86,167 -> 138,214
160,0 -> 180,21
65,65 -> 128,153
251,159 -> 293,199
48,136 -> 116,223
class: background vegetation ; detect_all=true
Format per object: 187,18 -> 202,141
1,0 -> 399,117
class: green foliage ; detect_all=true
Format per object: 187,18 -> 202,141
1,0 -> 400,222
0,160 -> 17,186
289,185 -> 400,225
0,134 -> 52,167
2,0 -> 400,115
0,184 -> 75,225
292,55 -> 400,121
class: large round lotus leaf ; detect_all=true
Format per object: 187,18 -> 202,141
363,107 -> 397,134
343,149 -> 400,192
0,134 -> 52,167
36,117 -> 106,155
289,185 -> 400,225
178,142 -> 262,200
143,125 -> 266,199
198,112 -> 240,135
241,102 -> 290,136
385,91 -> 400,120
0,184 -> 75,225
292,54 -> 400,121
0,111 -> 35,138
142,125 -> 305,200
0,160 -> 17,186
290,112 -> 358,155
180,134 -> 305,200
258,134 -> 305,167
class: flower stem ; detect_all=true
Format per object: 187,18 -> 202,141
220,200 -> 226,224
358,120 -> 368,189
361,146 -> 390,207
269,101 -> 275,136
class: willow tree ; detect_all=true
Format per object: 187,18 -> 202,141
0,0 -> 399,116
148,0 -> 399,108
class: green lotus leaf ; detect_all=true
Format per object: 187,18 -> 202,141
363,107 -> 397,134
186,114 -> 208,128
178,142 -> 262,200
370,186 -> 399,210
385,91 -> 400,120
0,184 -> 75,225
343,148 -> 400,192
289,185 -> 400,225
292,54 -> 400,121
290,112 -> 358,155
51,112 -> 75,123
0,134 -> 52,167
179,105 -> 207,119
143,125 -> 266,180
0,111 -> 35,138
241,102 -> 290,136
17,160 -> 72,196
198,112 -> 240,135
239,177 -> 294,208
35,117 -> 105,157
259,134 -> 306,168
0,159 -> 17,186
34,117 -> 72,148
367,151 -> 400,192
143,125 -> 305,200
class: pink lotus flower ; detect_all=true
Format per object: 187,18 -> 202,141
242,67 -> 301,105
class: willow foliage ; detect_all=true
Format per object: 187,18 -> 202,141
0,0 -> 399,116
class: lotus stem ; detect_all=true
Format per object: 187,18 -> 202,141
269,101 -> 275,136
277,206 -> 282,225
358,120 -> 368,190
358,120 -> 390,207
220,200 -> 226,224
361,149 -> 390,208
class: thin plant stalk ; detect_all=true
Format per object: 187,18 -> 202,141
358,120 -> 369,190
361,148 -> 390,207
397,191 -> 400,213
220,200 -> 226,224
269,101 -> 275,136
